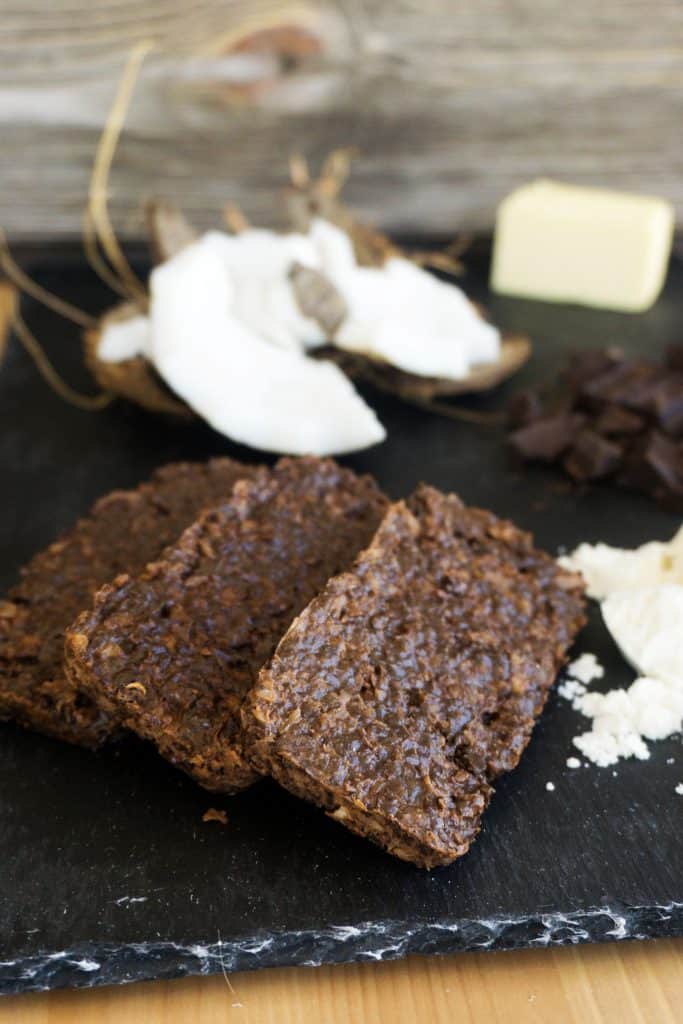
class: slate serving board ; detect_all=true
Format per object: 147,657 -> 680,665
0,243 -> 681,997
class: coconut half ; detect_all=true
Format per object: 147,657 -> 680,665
84,185 -> 530,440
306,219 -> 502,380
147,235 -> 385,455
204,229 -> 326,352
85,304 -> 190,418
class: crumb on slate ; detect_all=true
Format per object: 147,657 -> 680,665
202,808 -> 229,825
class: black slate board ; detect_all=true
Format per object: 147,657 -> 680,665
0,243 -> 681,997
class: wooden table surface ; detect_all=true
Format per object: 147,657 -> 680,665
2,939 -> 680,1023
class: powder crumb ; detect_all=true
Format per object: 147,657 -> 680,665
558,677 -> 587,702
571,675 -> 683,767
559,531 -> 683,768
566,757 -> 581,769
202,808 -> 229,825
612,770 -> 618,777
558,534 -> 683,600
545,782 -> 555,791
667,757 -> 675,765
566,652 -> 605,685
573,725 -> 651,768
676,784 -> 683,796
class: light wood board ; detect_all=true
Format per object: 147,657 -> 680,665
2,939 -> 681,1023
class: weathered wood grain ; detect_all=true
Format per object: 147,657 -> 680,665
0,2 -> 681,240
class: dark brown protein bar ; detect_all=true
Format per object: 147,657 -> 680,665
65,457 -> 388,793
242,485 -> 586,869
0,458 -> 256,747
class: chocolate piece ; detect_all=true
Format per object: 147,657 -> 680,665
0,459 -> 256,747
665,344 -> 683,373
640,432 -> 683,506
563,429 -> 623,481
507,390 -> 543,428
508,347 -> 683,510
618,431 -> 683,507
594,404 -> 645,437
617,432 -> 660,492
509,413 -> 585,462
564,347 -> 624,391
65,458 -> 388,792
579,360 -> 662,413
649,376 -> 683,435
243,485 -> 585,869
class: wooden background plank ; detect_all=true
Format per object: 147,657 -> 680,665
1,940 -> 681,1023
0,1 -> 681,240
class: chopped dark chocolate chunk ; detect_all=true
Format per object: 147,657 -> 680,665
507,346 -> 683,510
509,413 -> 585,462
507,390 -> 544,428
665,344 -> 683,373
617,432 -> 660,492
619,431 -> 683,510
563,429 -> 623,481
563,347 -> 624,390
594,404 -> 646,437
640,432 -> 683,500
649,376 -> 683,435
579,360 -> 662,414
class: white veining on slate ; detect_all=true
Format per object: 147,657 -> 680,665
2,903 -> 681,995
605,915 -> 629,939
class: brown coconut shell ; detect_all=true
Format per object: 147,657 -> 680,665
145,200 -> 198,265
0,281 -> 17,370
324,334 -> 531,402
84,201 -> 199,418
84,303 -> 191,418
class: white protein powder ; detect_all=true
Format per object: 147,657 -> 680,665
558,528 -> 683,767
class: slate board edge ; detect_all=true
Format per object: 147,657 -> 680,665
2,903 -> 681,996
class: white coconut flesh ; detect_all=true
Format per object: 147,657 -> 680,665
308,218 -> 501,379
204,229 -> 325,352
97,313 -> 151,363
148,235 -> 386,456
